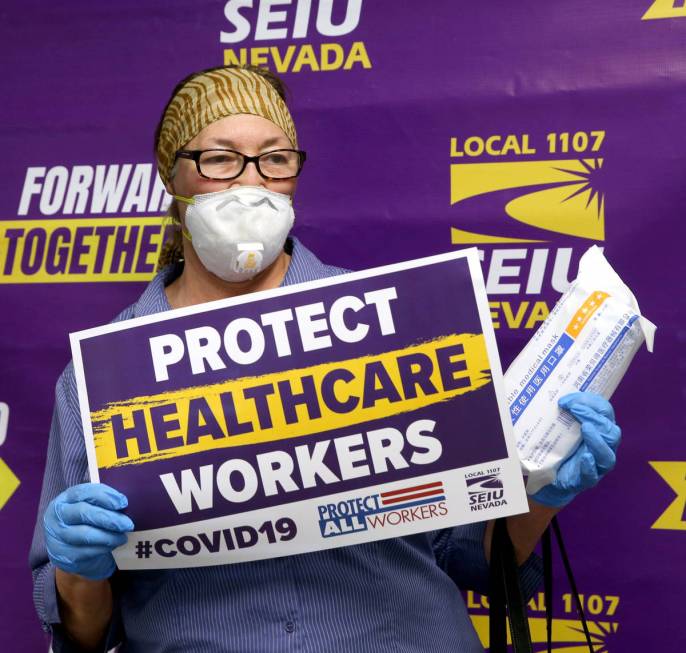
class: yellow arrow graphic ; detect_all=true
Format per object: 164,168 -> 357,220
650,461 -> 686,531
0,457 -> 20,510
642,0 -> 686,21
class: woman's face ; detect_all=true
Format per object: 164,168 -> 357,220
168,113 -> 298,217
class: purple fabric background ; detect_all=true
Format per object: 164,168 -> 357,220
1,1 -> 684,650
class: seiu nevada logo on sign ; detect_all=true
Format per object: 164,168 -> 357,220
466,472 -> 506,512
317,481 -> 447,537
449,131 -> 606,246
220,0 -> 371,73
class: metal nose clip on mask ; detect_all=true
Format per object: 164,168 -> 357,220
175,186 -> 295,282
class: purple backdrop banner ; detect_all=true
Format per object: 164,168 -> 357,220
1,1 -> 684,650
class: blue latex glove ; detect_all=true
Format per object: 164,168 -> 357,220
531,391 -> 621,508
43,483 -> 134,580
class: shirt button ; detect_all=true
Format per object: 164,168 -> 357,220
285,621 -> 295,633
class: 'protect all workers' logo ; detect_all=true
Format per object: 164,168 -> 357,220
643,0 -> 686,20
317,481 -> 447,537
449,131 -> 606,245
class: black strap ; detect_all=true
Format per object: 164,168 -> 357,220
488,521 -> 507,652
489,515 -> 596,652
542,527 -> 553,652
543,517 -> 594,652
489,518 -> 533,653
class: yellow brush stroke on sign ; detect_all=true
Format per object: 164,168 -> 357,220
91,333 -> 491,470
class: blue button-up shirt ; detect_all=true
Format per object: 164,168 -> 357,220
30,237 -> 542,652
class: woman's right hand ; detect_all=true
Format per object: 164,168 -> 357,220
43,483 -> 134,580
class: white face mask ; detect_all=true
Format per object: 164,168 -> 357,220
175,186 -> 294,282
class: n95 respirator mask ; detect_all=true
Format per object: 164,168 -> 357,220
175,186 -> 294,282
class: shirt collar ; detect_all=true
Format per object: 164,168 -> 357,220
131,236 -> 323,319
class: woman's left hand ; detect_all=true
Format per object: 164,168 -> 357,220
531,391 -> 622,508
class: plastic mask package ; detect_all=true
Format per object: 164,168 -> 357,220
503,245 -> 656,494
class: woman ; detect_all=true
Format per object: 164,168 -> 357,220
30,65 -> 621,652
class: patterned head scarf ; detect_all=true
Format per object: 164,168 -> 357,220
156,67 -> 297,186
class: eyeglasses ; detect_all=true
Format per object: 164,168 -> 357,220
174,148 -> 306,181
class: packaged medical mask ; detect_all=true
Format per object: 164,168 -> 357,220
504,246 -> 656,494
177,186 -> 295,282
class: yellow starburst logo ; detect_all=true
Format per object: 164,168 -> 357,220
450,159 -> 605,245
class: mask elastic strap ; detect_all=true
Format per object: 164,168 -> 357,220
170,195 -> 194,241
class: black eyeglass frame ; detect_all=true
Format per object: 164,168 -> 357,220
174,148 -> 307,181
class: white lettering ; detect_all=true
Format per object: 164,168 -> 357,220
255,0 -> 290,40
316,0 -> 362,37
260,308 -> 294,357
221,0 -> 253,43
292,0 -> 312,37
160,464 -> 215,514
220,0 -> 362,43
552,247 -> 574,293
150,289 -> 399,381
296,301 -> 332,351
366,427 -> 409,473
91,164 -> 132,213
256,449 -> 299,495
223,317 -> 266,365
406,419 -> 441,464
18,167 -> 46,215
364,287 -> 398,335
486,249 -> 526,294
121,164 -> 152,213
295,440 -> 340,487
63,166 -> 94,215
216,458 -> 259,503
150,334 -> 186,382
525,248 -> 548,294
185,326 -> 226,375
329,294 -> 368,343
39,166 -> 69,216
335,433 -> 370,479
